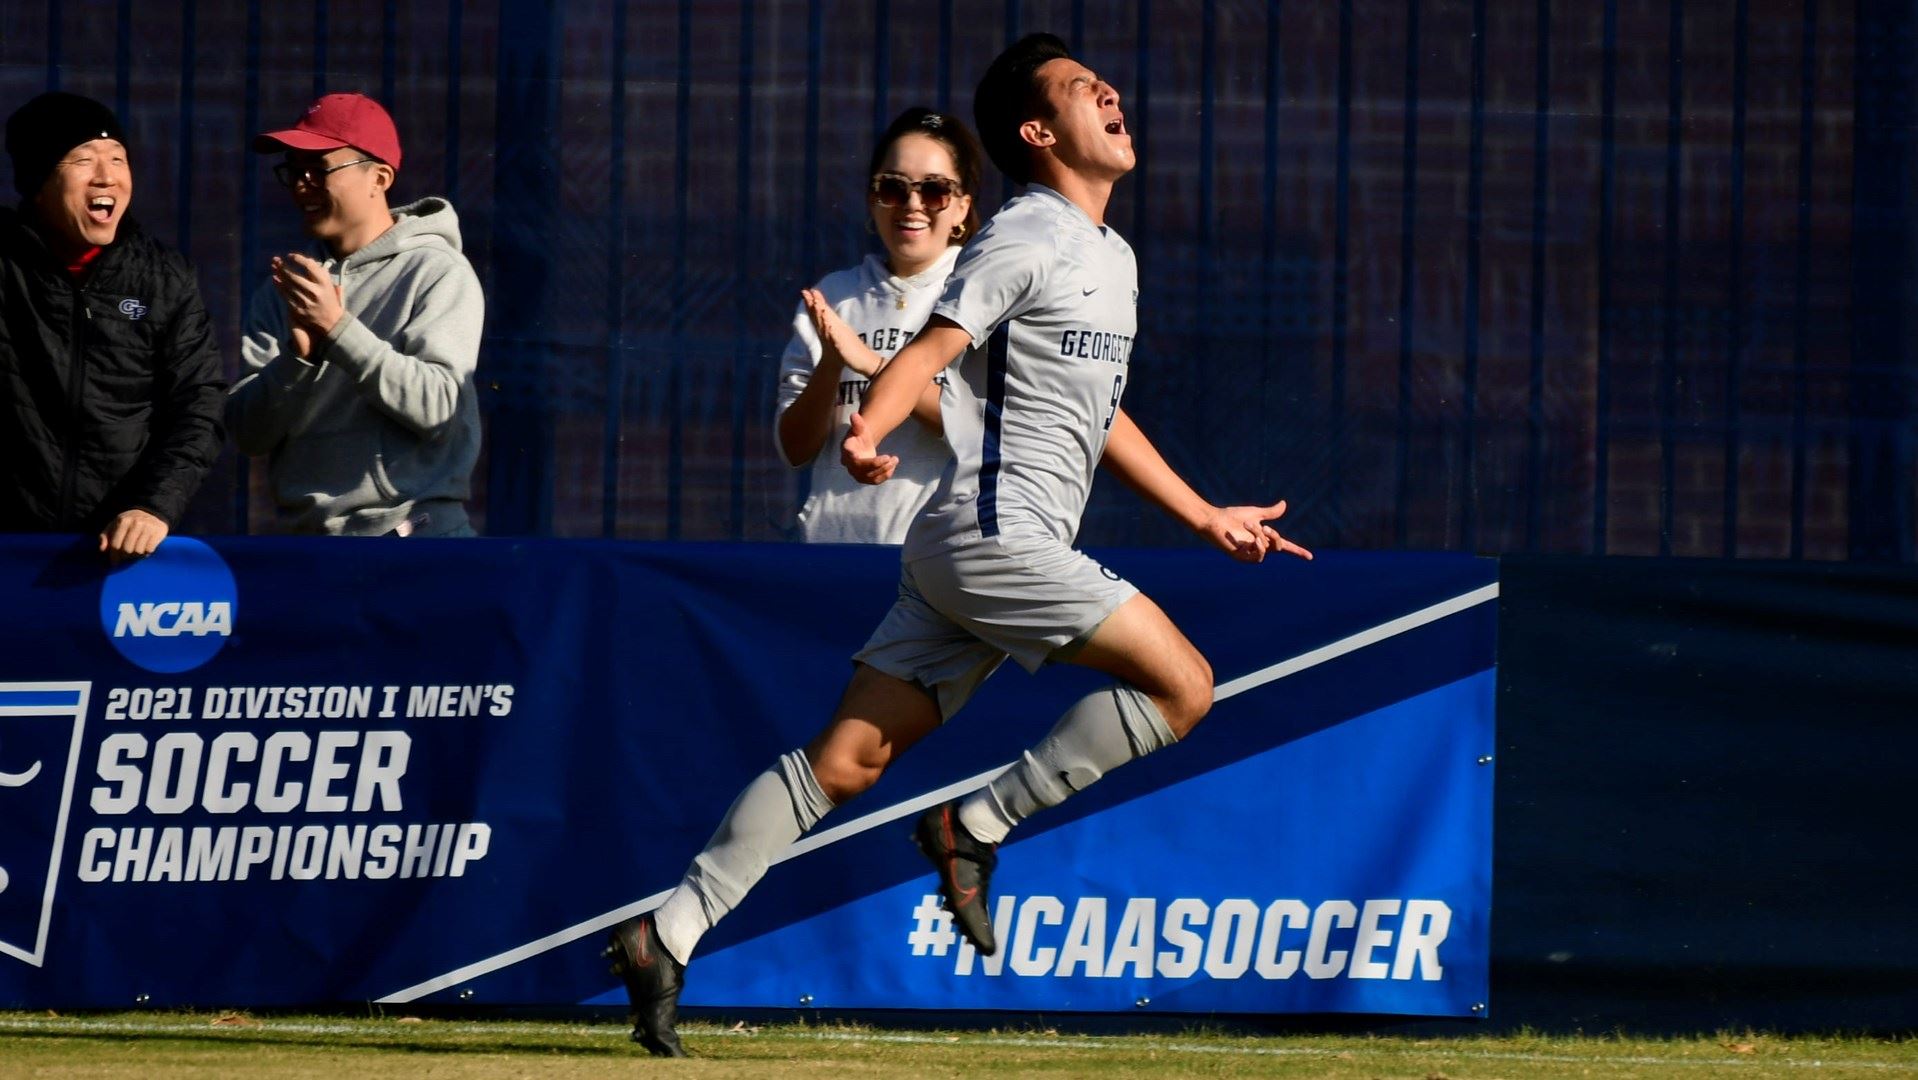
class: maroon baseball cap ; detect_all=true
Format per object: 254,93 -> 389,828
253,92 -> 402,172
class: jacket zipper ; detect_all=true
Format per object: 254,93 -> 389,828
55,290 -> 90,530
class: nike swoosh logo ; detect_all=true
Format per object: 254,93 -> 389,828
1082,286 -> 1099,296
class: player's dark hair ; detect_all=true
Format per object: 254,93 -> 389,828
868,106 -> 985,243
973,32 -> 1072,185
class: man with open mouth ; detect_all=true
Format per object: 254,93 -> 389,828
0,91 -> 225,560
606,32 -> 1311,1058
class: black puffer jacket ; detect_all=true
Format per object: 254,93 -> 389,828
0,208 -> 225,533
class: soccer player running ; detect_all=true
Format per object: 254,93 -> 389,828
607,33 -> 1310,1057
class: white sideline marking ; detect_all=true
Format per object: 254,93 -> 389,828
378,582 -> 1499,1004
806,1031 -> 1912,1071
0,1016 -> 1908,1071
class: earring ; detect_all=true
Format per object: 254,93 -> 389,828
951,223 -> 966,240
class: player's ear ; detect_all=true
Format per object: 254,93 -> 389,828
1019,118 -> 1054,149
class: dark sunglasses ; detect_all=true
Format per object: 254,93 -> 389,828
273,157 -> 377,189
870,173 -> 962,211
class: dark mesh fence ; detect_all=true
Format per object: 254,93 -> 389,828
4,0 -> 1910,559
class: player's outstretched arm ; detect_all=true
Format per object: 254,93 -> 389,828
842,317 -> 972,484
1101,408 -> 1313,563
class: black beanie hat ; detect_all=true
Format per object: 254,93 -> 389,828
6,92 -> 128,199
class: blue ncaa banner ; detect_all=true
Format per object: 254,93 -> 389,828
0,536 -> 1494,1017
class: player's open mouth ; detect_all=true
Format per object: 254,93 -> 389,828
86,197 -> 115,223
1105,116 -> 1126,135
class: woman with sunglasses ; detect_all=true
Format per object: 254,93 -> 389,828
773,107 -> 983,543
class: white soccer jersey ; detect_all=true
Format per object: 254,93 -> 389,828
904,185 -> 1138,561
775,246 -> 957,543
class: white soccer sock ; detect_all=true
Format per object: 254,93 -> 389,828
956,683 -> 1177,845
651,748 -> 835,965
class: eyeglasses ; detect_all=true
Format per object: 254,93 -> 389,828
273,158 -> 377,189
870,173 -> 961,211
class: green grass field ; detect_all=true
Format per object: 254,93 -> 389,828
2,1013 -> 1914,1079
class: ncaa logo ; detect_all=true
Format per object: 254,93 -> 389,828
0,683 -> 89,967
98,537 -> 238,674
117,297 -> 147,320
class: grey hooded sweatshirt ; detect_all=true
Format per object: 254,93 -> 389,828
229,197 -> 484,536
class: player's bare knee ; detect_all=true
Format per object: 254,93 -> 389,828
807,751 -> 883,805
1193,650 -> 1215,706
1164,654 -> 1213,736
809,762 -> 867,805
1189,667 -> 1215,723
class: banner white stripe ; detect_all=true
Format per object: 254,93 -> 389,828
1214,582 -> 1499,700
377,581 -> 1497,1003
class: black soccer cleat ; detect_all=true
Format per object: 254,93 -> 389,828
913,801 -> 1000,955
603,913 -> 687,1057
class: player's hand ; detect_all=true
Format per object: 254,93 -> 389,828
1200,500 -> 1313,564
841,412 -> 898,485
803,288 -> 883,377
273,253 -> 345,338
98,508 -> 169,565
